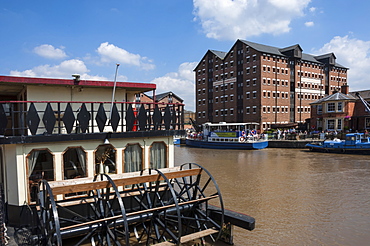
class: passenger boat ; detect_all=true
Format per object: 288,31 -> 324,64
306,133 -> 370,153
0,75 -> 254,245
186,122 -> 268,150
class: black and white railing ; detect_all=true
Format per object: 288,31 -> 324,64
0,101 -> 184,136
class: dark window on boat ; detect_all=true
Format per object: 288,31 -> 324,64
150,142 -> 167,169
95,144 -> 116,174
63,147 -> 86,180
28,149 -> 54,202
124,144 -> 143,173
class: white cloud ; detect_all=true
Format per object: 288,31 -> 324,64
305,21 -> 314,27
193,0 -> 311,40
33,44 -> 67,59
314,35 -> 370,91
9,59 -> 107,81
151,62 -> 197,111
96,42 -> 155,70
309,7 -> 316,12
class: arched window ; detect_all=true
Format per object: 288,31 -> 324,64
27,149 -> 54,202
95,144 -> 116,174
124,144 -> 143,173
63,147 -> 87,179
150,142 -> 167,169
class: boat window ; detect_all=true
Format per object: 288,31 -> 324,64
150,142 -> 167,169
124,144 -> 143,173
346,136 -> 355,141
63,147 -> 86,180
27,149 -> 54,202
95,144 -> 116,174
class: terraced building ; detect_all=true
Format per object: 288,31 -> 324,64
194,39 -> 348,130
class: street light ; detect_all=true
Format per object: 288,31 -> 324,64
222,60 -> 226,122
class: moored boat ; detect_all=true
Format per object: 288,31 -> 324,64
0,75 -> 255,245
186,122 -> 268,150
306,133 -> 370,153
173,135 -> 181,145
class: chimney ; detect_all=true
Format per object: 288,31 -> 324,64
341,85 -> 349,94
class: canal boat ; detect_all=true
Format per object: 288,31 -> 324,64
0,75 -> 255,245
306,133 -> 370,153
186,122 -> 268,150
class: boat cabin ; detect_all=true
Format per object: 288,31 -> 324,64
344,133 -> 370,145
202,122 -> 260,142
0,75 -> 184,226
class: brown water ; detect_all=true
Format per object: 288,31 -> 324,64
174,146 -> 370,246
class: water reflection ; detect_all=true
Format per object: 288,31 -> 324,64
175,146 -> 370,245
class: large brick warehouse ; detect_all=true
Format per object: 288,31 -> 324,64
194,39 -> 348,130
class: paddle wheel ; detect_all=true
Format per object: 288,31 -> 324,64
29,163 -> 227,245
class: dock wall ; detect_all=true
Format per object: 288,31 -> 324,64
268,140 -> 323,148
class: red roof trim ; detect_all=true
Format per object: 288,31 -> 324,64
0,75 -> 156,89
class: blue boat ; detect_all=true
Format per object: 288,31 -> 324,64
173,136 -> 181,145
186,122 -> 268,150
306,133 -> 370,153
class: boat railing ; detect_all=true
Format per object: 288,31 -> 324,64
0,101 -> 184,137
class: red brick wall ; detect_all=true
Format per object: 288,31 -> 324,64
195,40 -> 349,130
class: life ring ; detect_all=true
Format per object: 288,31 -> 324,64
239,136 -> 245,143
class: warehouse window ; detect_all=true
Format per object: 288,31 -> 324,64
327,103 -> 335,112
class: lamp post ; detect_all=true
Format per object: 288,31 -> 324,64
299,60 -> 302,123
223,60 -> 226,122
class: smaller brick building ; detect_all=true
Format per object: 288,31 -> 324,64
309,87 -> 370,132
138,91 -> 183,108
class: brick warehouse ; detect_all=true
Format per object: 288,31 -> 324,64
194,39 -> 349,130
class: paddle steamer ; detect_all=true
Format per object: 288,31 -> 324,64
0,75 -> 254,245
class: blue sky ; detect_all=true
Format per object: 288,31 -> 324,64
1,0 -> 370,111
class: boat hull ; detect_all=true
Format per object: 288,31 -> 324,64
186,139 -> 268,150
306,142 -> 370,154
